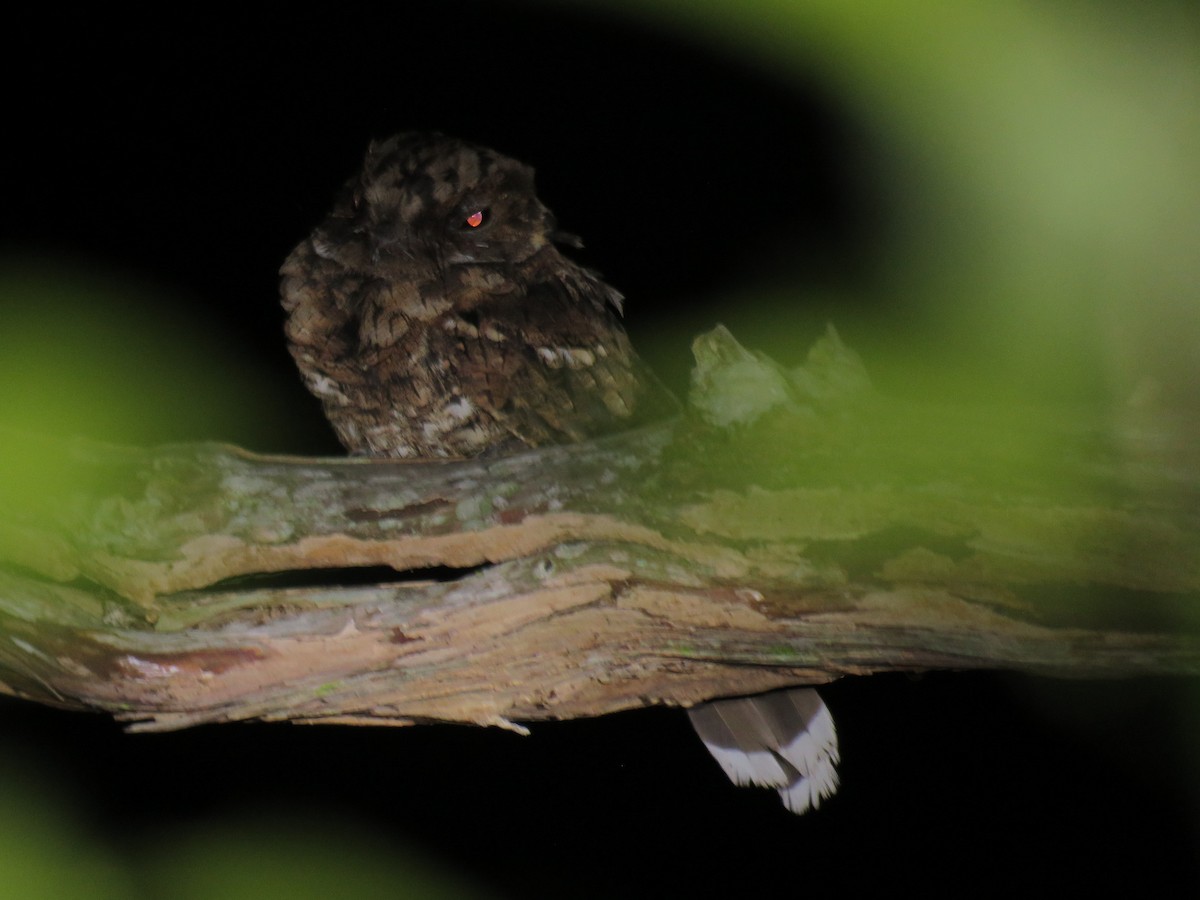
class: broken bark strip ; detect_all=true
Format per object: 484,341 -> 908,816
1,327 -> 1197,731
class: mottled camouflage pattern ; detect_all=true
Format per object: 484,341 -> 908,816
281,132 -> 673,458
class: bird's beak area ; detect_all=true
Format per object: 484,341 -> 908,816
366,231 -> 409,264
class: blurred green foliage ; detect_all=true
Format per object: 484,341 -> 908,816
0,747 -> 488,900
0,749 -> 134,900
0,259 -> 276,447
600,0 -> 1200,406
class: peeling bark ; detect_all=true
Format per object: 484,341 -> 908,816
1,327 -> 1197,732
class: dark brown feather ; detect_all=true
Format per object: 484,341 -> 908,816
280,132 -> 675,458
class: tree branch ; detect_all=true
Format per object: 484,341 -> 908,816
2,327 -> 1197,731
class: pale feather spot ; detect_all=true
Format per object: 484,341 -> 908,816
536,347 -> 563,368
536,346 -> 596,369
563,348 -> 595,368
443,397 -> 474,420
308,373 -> 351,403
443,317 -> 479,337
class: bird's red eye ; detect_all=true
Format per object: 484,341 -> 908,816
465,209 -> 486,228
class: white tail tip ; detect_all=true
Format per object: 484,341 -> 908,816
687,687 -> 839,814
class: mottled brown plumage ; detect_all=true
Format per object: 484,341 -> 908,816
280,132 -> 674,458
280,133 -> 837,815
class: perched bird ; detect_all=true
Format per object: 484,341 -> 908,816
280,132 -> 838,813
280,131 -> 674,458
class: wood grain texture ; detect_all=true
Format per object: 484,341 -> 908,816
1,328 -> 1197,732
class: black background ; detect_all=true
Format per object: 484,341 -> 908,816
2,4 -> 1196,896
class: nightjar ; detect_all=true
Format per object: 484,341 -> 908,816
280,133 -> 838,814
280,131 -> 674,458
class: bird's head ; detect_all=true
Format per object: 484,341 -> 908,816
335,132 -> 576,271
